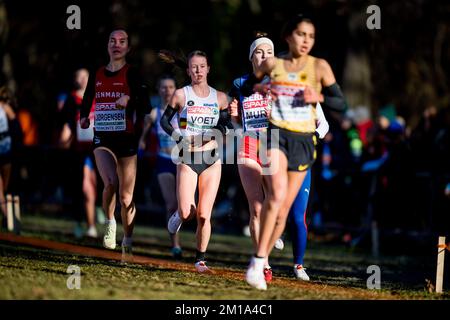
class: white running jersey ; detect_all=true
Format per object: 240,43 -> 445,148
0,107 -> 9,134
0,106 -> 11,155
178,85 -> 220,137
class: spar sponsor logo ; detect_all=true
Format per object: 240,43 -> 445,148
242,93 -> 270,130
95,103 -> 116,111
186,104 -> 219,130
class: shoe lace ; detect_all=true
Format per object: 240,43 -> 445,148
105,225 -> 114,238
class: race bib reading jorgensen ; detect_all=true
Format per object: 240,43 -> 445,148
94,103 -> 126,132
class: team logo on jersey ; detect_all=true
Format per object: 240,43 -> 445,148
187,100 -> 194,106
96,81 -> 102,87
288,73 -> 298,81
300,72 -> 308,82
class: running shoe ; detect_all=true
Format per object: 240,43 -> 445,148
293,264 -> 310,281
195,261 -> 212,274
103,222 -> 117,250
86,225 -> 98,238
263,267 -> 273,283
73,223 -> 84,239
242,225 -> 251,237
274,238 -> 284,250
245,257 -> 267,290
167,211 -> 182,234
171,247 -> 183,259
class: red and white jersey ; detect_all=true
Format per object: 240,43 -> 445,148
94,65 -> 133,133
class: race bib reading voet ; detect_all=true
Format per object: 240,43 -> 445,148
184,104 -> 219,136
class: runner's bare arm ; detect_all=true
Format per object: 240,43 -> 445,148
138,108 -> 157,150
80,68 -> 96,128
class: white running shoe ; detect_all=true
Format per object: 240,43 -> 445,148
242,225 -> 251,237
294,264 -> 310,281
168,211 -> 182,234
86,226 -> 98,238
245,257 -> 267,290
103,222 -> 117,250
274,238 -> 284,250
195,261 -> 212,274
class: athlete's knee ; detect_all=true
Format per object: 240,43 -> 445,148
275,215 -> 288,230
104,182 -> 117,195
179,205 -> 195,221
119,193 -> 133,209
196,210 -> 211,226
292,212 -> 306,227
266,193 -> 284,212
84,189 -> 96,203
83,182 -> 95,199
249,202 -> 263,218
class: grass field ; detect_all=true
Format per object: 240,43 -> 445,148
0,214 -> 448,300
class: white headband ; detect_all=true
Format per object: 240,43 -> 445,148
249,37 -> 274,61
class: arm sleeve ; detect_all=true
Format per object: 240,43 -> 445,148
315,103 -> 329,139
322,83 -> 347,113
80,69 -> 96,119
160,105 -> 182,142
215,109 -> 234,135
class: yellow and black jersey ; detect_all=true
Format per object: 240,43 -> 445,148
269,56 -> 321,133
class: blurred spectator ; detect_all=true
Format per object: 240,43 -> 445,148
17,106 -> 39,147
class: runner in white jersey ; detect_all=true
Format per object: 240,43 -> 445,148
138,75 -> 183,259
160,50 -> 231,273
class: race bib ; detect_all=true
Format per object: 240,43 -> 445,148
94,103 -> 126,132
242,93 -> 270,131
271,84 -> 313,122
185,105 -> 219,136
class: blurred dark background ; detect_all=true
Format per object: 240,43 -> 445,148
1,0 -> 449,254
